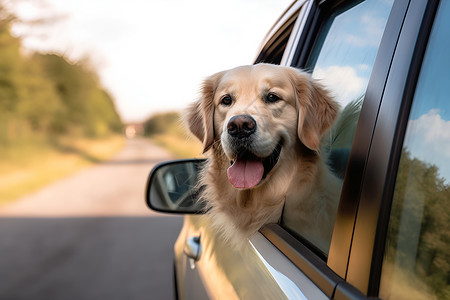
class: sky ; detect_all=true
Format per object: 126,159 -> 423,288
310,0 -> 393,107
401,0 -> 450,183
9,0 -> 292,123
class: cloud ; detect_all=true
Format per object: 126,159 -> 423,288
312,65 -> 367,106
406,109 -> 450,182
409,109 -> 450,157
357,64 -> 371,72
344,13 -> 386,48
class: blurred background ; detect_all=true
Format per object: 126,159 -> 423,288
0,0 -> 291,299
1,0 -> 291,201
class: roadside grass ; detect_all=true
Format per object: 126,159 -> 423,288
151,133 -> 203,159
148,120 -> 203,159
379,261 -> 439,300
0,135 -> 125,204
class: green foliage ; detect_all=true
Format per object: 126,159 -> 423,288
142,111 -> 203,158
35,53 -> 123,137
0,5 -> 123,142
385,150 -> 450,298
143,111 -> 180,136
0,3 -> 125,202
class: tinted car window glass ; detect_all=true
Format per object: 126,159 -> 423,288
379,2 -> 450,299
283,0 -> 394,255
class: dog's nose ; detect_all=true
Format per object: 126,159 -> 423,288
227,115 -> 257,138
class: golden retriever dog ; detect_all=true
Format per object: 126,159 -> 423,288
185,63 -> 342,251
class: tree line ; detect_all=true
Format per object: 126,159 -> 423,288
0,4 -> 122,143
385,150 -> 449,298
142,111 -> 180,136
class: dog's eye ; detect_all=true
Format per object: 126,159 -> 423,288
266,93 -> 281,103
220,95 -> 233,106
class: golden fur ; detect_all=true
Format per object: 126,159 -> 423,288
185,63 -> 341,250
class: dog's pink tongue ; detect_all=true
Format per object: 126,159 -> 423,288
227,158 -> 264,189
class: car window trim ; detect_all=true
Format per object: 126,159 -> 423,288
254,1 -> 304,65
260,224 -> 349,298
327,0 -> 412,279
290,0 -> 320,68
345,0 -> 439,296
282,0 -> 315,66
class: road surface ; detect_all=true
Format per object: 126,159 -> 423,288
0,138 -> 184,300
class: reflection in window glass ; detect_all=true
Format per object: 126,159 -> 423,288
379,2 -> 450,299
282,0 -> 394,256
310,1 -> 393,107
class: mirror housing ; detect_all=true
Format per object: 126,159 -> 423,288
146,159 -> 206,214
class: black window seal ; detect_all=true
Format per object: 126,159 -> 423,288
345,0 -> 440,296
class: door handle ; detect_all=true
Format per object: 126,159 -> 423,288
184,236 -> 202,269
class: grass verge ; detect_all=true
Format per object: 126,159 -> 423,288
150,133 -> 203,159
0,135 -> 125,204
144,110 -> 203,159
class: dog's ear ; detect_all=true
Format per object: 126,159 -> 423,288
289,69 -> 339,151
185,71 -> 224,153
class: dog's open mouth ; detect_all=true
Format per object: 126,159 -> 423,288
227,141 -> 282,189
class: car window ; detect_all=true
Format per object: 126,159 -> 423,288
255,8 -> 301,65
379,2 -> 450,299
282,0 -> 394,256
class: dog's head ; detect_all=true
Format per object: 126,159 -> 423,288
186,64 -> 338,189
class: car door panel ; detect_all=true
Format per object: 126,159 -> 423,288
174,217 -> 210,300
177,215 -> 330,300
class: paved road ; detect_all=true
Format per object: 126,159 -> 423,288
0,139 -> 184,300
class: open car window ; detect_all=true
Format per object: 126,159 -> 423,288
282,0 -> 394,256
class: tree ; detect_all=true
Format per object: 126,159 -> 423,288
0,3 -> 123,140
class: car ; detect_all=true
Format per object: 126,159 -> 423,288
146,0 -> 450,299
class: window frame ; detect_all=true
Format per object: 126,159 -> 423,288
290,0 -> 408,271
345,0 -> 440,296
256,0 -> 441,298
254,1 -> 304,65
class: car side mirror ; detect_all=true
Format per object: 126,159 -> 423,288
146,159 -> 206,214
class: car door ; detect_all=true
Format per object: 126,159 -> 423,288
172,0 -> 447,299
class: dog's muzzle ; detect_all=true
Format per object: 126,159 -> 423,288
225,115 -> 282,189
